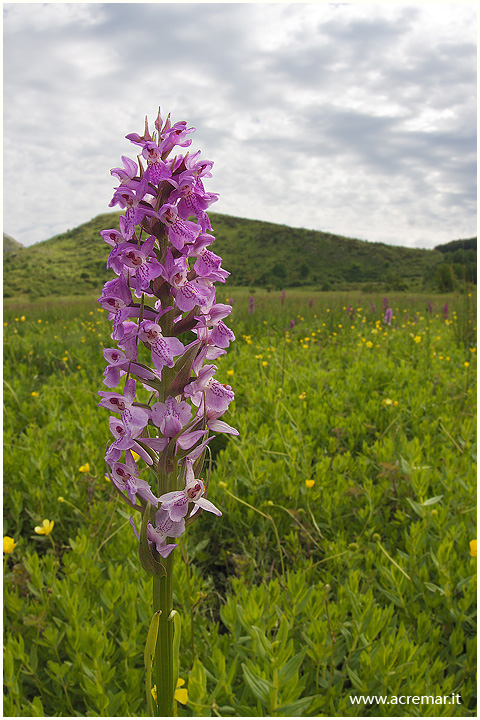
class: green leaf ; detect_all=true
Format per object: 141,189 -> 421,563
241,663 -> 273,705
170,609 -> 182,697
144,611 -> 160,669
278,649 -> 306,684
144,610 -> 160,717
405,497 -> 425,517
421,494 -> 443,506
276,696 -> 314,716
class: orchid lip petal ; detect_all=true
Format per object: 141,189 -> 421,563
194,497 -> 222,516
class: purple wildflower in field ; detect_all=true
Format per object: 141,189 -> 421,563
384,307 -> 393,325
98,107 -> 236,559
280,290 -> 286,305
443,302 -> 449,319
248,295 -> 256,314
383,297 -> 389,311
289,319 -> 295,330
369,303 -> 376,314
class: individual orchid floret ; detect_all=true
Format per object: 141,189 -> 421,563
146,508 -> 185,558
102,347 -> 131,387
141,142 -> 172,185
184,364 -> 234,415
158,460 -> 221,522
195,396 -> 239,437
128,514 -> 178,559
105,416 -> 154,466
98,378 -> 150,432
183,151 -> 214,192
109,452 -> 158,506
109,179 -> 159,240
158,204 -> 201,252
192,242 -> 230,283
159,120 -> 195,155
99,274 -> 132,315
138,319 -> 185,372
151,396 -> 192,438
98,274 -> 134,339
160,249 -> 215,312
119,235 -> 163,295
169,173 -> 218,231
210,320 -> 235,348
101,227 -> 128,250
111,155 -> 138,185
194,305 -> 235,349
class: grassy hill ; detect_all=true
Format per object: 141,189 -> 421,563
3,212 -> 476,299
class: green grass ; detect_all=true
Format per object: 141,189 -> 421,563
3,290 -> 477,716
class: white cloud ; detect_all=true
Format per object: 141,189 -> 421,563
3,2 -> 476,250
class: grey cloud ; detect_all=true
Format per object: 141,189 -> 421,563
3,3 -> 476,249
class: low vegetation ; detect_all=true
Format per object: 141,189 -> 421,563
3,289 -> 476,716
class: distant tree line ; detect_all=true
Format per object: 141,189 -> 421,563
432,237 -> 477,291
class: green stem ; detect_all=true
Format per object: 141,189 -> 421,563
152,424 -> 177,717
153,553 -> 174,716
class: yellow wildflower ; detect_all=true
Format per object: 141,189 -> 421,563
413,335 -> 422,343
262,361 -> 268,367
470,540 -> 477,557
365,341 -> 373,348
382,398 -> 393,407
31,391 -> 39,398
78,463 -> 90,473
298,392 -> 307,400
35,519 -> 54,536
151,679 -> 188,705
305,479 -> 315,489
3,536 -> 17,554
226,369 -> 234,376
175,678 -> 188,705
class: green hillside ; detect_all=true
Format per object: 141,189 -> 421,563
3,233 -> 24,255
3,211 -> 476,299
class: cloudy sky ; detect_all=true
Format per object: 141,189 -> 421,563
3,1 -> 477,249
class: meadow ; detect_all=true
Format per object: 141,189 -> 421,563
3,288 -> 477,717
